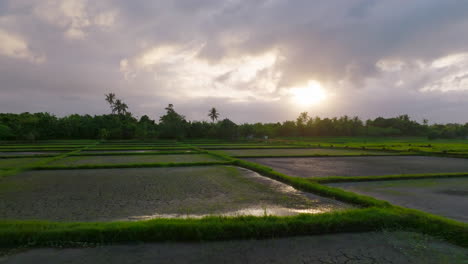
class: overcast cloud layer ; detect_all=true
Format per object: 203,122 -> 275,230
1,0 -> 468,123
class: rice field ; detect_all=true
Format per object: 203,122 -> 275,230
0,138 -> 467,261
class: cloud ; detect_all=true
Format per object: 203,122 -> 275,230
120,42 -> 282,102
33,0 -> 117,39
1,0 -> 468,123
0,28 -> 44,63
375,53 -> 468,93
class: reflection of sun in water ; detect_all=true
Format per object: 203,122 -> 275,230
290,80 -> 327,106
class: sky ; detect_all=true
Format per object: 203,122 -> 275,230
1,0 -> 468,124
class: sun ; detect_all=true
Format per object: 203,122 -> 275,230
290,80 -> 327,106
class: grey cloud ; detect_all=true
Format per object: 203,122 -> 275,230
0,0 -> 468,123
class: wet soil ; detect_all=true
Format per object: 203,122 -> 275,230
48,154 -> 221,166
1,232 -> 466,264
246,156 -> 468,177
329,177 -> 468,222
0,166 -> 349,221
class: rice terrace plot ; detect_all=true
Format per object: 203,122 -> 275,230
329,177 -> 468,222
213,147 -> 391,157
0,139 -> 467,263
246,156 -> 468,178
47,154 -> 222,167
0,166 -> 349,221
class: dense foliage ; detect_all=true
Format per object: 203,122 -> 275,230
0,102 -> 467,140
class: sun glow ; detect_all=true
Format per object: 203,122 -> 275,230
290,80 -> 327,106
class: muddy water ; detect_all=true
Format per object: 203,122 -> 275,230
329,177 -> 468,222
246,156 -> 468,177
0,166 -> 350,222
1,232 -> 466,264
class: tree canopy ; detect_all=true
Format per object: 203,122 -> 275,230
0,94 -> 466,140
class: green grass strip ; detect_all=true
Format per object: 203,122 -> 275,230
0,154 -> 57,159
201,146 -> 315,150
0,207 -> 465,248
87,147 -> 190,151
70,151 -> 200,157
312,172 -> 468,183
33,161 -> 233,170
233,153 -> 413,158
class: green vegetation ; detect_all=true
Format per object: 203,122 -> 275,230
70,150 -> 198,156
213,148 -> 399,157
285,137 -> 468,156
1,96 -> 467,140
0,158 -> 45,169
35,161 -> 232,170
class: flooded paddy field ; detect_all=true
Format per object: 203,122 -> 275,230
1,232 -> 466,264
0,166 -> 349,221
216,148 -> 390,157
329,177 -> 468,222
48,154 -> 222,166
246,156 -> 468,178
0,158 -> 45,169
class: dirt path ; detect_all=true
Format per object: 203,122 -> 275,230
1,232 -> 466,264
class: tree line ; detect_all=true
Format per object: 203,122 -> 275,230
0,94 -> 467,140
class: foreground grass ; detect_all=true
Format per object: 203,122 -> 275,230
0,207 -> 466,248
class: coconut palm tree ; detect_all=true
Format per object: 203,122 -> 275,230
105,93 -> 116,113
112,99 -> 129,115
208,107 -> 220,123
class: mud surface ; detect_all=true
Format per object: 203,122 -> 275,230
246,156 -> 468,177
218,148 -> 388,156
0,166 -> 349,221
330,177 -> 468,222
48,154 -> 221,166
1,232 -> 466,264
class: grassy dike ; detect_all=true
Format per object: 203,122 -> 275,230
33,161 -> 233,170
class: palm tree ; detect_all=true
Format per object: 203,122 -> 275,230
113,99 -> 128,115
105,93 -> 116,113
208,107 -> 220,123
